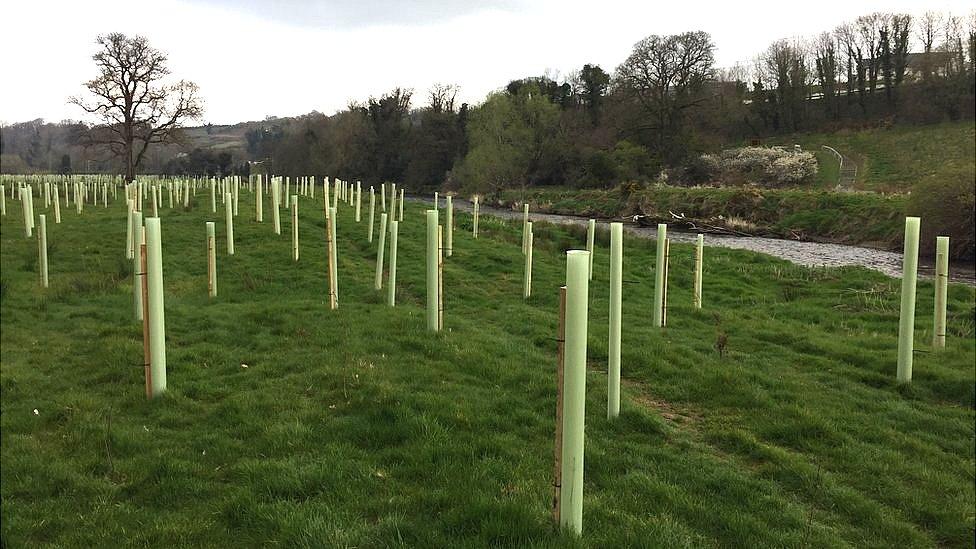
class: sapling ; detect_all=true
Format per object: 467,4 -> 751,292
20,188 -> 32,238
291,195 -> 299,261
368,187 -> 376,242
426,210 -> 439,331
473,196 -> 479,238
560,250 -> 590,535
256,178 -> 263,222
608,223 -> 623,419
524,222 -> 533,298
933,236 -> 949,349
693,234 -> 704,309
438,225 -> 444,330
388,220 -> 399,306
131,211 -> 144,321
896,217 -> 920,382
272,182 -> 281,235
446,196 -> 454,257
145,217 -> 168,397
125,199 -> 134,258
329,206 -> 339,302
653,224 -> 667,328
206,222 -> 217,297
586,219 -> 595,279
225,193 -> 235,255
355,183 -> 361,222
375,213 -> 388,290
38,214 -> 49,288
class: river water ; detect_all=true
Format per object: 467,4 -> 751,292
415,197 -> 976,286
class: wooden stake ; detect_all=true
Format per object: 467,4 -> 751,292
206,222 -> 217,297
553,285 -> 567,524
693,234 -> 703,309
291,195 -> 299,261
140,238 -> 152,399
326,213 -> 337,310
438,225 -> 444,330
662,238 -> 670,327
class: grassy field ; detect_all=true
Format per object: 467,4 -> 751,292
1,187 -> 974,547
768,121 -> 976,192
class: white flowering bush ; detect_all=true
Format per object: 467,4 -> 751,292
717,146 -> 818,187
685,146 -> 818,187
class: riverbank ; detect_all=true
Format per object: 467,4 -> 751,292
493,186 -> 974,262
428,196 -> 976,286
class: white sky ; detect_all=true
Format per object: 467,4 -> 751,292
1,0 -> 972,125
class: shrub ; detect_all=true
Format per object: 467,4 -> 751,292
908,175 -> 976,260
581,150 -> 617,188
719,146 -> 818,187
681,146 -> 819,187
683,154 -> 720,184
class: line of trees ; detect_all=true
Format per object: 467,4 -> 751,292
250,9 -> 973,194
3,10 -> 973,196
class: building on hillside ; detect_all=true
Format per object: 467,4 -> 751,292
904,51 -> 956,80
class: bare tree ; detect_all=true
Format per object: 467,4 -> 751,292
615,31 -> 715,158
916,11 -> 943,80
856,13 -> 885,93
942,14 -> 966,77
890,14 -> 913,87
969,11 -> 976,76
813,32 -> 839,118
763,39 -> 811,131
835,23 -> 867,114
70,33 -> 203,182
427,83 -> 459,113
918,11 -> 943,53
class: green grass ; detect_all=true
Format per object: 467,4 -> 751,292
2,187 -> 974,547
768,121 -> 976,192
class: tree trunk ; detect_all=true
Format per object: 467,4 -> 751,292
126,136 -> 135,183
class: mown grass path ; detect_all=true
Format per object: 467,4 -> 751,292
1,188 -> 974,547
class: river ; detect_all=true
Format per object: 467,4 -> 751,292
414,197 -> 976,286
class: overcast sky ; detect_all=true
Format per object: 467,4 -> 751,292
1,0 -> 972,125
